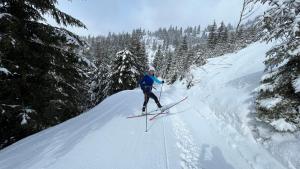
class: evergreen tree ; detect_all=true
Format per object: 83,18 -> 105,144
89,44 -> 112,106
130,29 -> 148,75
201,30 -> 208,41
207,21 -> 218,49
197,25 -> 201,34
176,36 -> 189,80
217,22 -> 228,44
167,54 -> 179,84
255,0 -> 300,131
152,40 -> 158,51
183,49 -> 194,74
108,50 -> 139,94
0,0 -> 88,148
139,41 -> 148,72
153,45 -> 164,75
192,26 -> 197,37
195,46 -> 207,66
217,22 -> 229,54
164,50 -> 173,79
236,25 -> 246,48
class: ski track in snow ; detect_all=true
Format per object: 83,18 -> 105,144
165,96 -> 200,169
189,101 -> 259,169
162,117 -> 170,169
172,116 -> 200,169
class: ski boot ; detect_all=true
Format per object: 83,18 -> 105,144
142,106 -> 146,115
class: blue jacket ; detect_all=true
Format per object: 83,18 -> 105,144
140,74 -> 162,93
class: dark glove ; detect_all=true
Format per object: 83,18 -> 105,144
162,80 -> 165,84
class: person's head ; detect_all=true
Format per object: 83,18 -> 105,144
148,68 -> 155,76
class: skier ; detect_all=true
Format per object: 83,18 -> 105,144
139,68 -> 164,113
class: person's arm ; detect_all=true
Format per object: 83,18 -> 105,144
139,76 -> 146,90
151,76 -> 164,84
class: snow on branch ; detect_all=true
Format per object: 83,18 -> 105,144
0,67 -> 11,75
293,76 -> 300,93
258,96 -> 282,109
270,118 -> 297,132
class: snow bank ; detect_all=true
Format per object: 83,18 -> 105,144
270,118 -> 297,132
293,76 -> 300,93
171,42 -> 289,169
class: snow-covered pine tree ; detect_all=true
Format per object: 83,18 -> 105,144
235,25 -> 247,48
201,28 -> 208,41
183,49 -> 194,74
242,20 -> 260,45
207,21 -> 218,49
194,46 -> 207,66
139,41 -> 148,72
77,46 -> 98,110
153,45 -> 165,76
192,26 -> 197,37
0,0 -> 88,148
217,21 -> 229,54
217,22 -> 227,43
108,50 -> 140,95
164,50 -> 174,79
152,40 -> 158,51
89,51 -> 111,106
176,36 -> 189,80
130,29 -> 148,75
197,25 -> 201,35
255,0 -> 300,131
167,57 -> 178,84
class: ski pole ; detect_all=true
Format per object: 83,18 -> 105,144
159,71 -> 165,101
159,83 -> 163,101
145,106 -> 148,132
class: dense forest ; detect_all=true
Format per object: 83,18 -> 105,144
85,19 -> 259,106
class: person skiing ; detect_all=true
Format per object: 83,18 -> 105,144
139,68 -> 164,113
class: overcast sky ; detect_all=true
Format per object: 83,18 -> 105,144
50,0 -> 263,36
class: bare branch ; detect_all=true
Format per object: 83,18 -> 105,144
235,0 -> 256,37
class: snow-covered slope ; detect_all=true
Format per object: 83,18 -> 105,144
143,35 -> 164,63
143,34 -> 175,64
0,42 -> 296,169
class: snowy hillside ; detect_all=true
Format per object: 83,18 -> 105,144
143,35 -> 164,63
0,42 -> 298,169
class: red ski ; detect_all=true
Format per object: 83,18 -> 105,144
149,96 -> 188,121
126,113 -> 156,119
149,111 -> 169,121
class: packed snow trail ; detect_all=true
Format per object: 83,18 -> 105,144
0,42 -> 292,169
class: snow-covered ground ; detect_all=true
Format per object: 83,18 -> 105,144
0,42 -> 298,169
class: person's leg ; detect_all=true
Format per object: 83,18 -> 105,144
148,92 -> 162,108
142,93 -> 149,112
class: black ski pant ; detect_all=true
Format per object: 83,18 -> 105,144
143,92 -> 161,108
